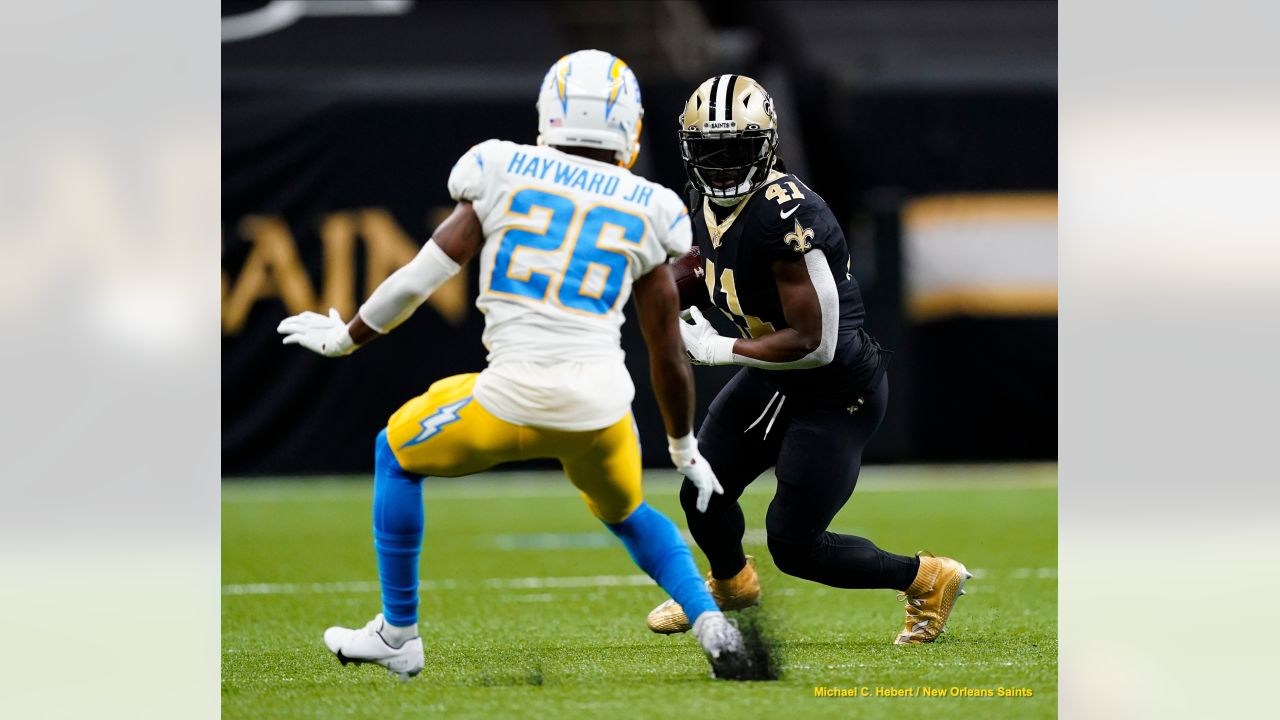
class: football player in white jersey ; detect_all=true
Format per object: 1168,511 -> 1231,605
277,50 -> 752,680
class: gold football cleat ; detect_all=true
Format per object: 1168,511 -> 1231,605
894,551 -> 972,645
647,556 -> 762,634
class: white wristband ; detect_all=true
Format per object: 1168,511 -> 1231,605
667,433 -> 697,466
709,335 -> 737,365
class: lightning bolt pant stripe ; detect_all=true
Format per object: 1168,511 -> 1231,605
385,372 -> 644,523
399,397 -> 472,449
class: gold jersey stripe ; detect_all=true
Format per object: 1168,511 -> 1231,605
700,169 -> 786,245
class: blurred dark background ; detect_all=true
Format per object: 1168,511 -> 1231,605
222,0 -> 1057,474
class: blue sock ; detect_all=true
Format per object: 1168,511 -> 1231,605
606,502 -> 719,623
372,429 -> 424,627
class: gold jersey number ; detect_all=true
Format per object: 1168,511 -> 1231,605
703,258 -> 776,338
764,181 -> 806,205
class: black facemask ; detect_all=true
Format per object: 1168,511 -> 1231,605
679,130 -> 776,198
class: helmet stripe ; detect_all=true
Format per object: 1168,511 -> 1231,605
708,75 -> 723,122
604,57 -> 622,118
715,74 -> 732,122
724,75 -> 739,121
556,60 -> 573,113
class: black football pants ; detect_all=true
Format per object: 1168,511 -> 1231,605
680,369 -> 919,590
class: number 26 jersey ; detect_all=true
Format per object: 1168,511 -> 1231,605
446,139 -> 690,430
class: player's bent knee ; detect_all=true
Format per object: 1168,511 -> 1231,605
679,477 -> 724,514
767,534 -> 819,579
678,478 -> 699,513
567,463 -> 642,524
584,493 -> 642,525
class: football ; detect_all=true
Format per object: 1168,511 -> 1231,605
671,245 -> 710,309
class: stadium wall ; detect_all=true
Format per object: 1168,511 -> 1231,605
222,77 -> 1054,473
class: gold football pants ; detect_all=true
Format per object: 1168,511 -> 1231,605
386,373 -> 644,523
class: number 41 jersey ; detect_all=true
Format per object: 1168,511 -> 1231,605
446,139 -> 690,430
692,171 -> 890,406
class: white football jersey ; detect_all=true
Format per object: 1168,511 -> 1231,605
446,140 -> 691,430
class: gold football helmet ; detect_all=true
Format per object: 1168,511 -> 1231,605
678,74 -> 779,200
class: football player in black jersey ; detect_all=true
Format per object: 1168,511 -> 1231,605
647,75 -> 971,645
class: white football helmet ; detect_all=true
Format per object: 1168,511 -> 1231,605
537,49 -> 644,168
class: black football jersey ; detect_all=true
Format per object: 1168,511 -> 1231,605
690,173 -> 890,405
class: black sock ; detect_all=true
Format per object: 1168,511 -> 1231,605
768,532 -> 919,590
680,482 -> 749,579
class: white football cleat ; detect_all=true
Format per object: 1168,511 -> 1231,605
323,614 -> 424,680
691,611 -> 753,680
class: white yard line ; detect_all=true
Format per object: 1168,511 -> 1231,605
503,593 -> 556,603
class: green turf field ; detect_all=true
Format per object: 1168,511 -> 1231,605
222,464 -> 1057,719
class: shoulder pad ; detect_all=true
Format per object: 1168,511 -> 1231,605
751,175 -> 835,257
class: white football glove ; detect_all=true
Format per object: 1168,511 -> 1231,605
277,308 -> 357,357
668,434 -> 724,513
679,306 -> 737,366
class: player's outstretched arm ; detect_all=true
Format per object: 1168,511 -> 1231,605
277,202 -> 484,356
680,252 -> 837,369
633,264 -> 724,512
633,264 -> 696,438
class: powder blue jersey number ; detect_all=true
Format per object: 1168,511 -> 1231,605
489,188 -> 645,316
